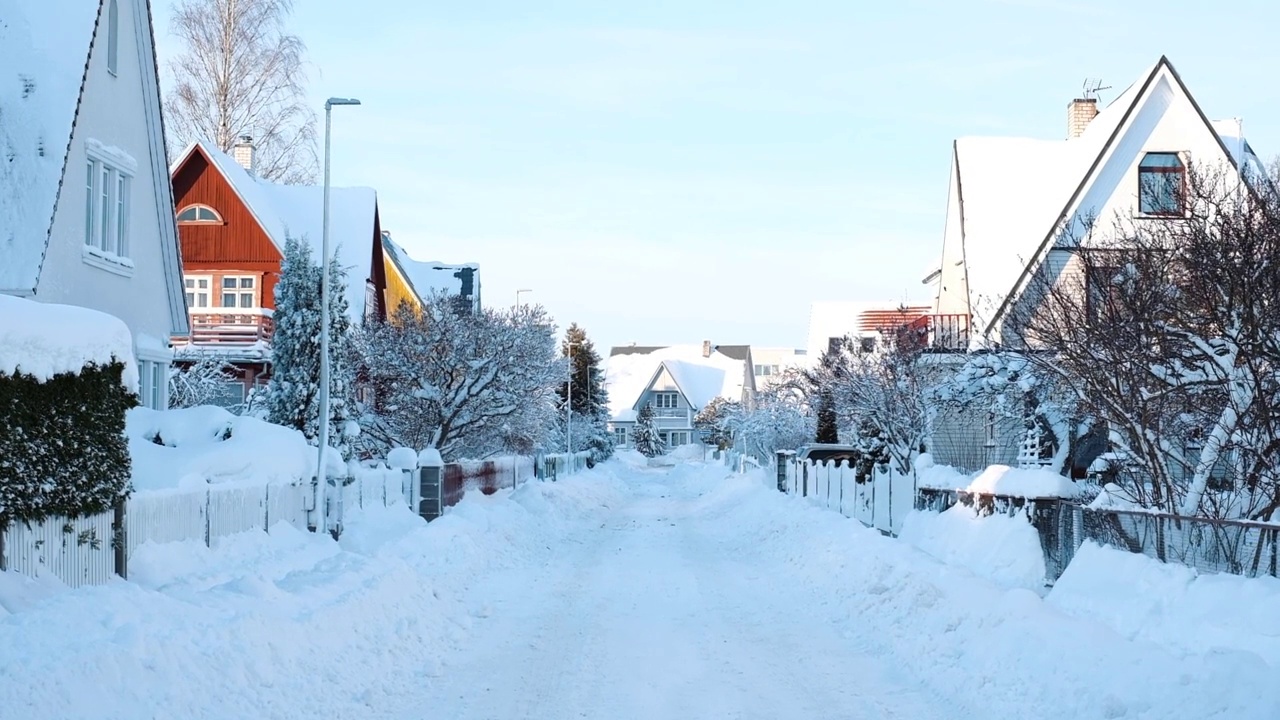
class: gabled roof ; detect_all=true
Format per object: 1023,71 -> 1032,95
171,141 -> 379,322
951,57 -> 1260,336
604,344 -> 748,422
380,232 -> 480,308
0,2 -> 101,293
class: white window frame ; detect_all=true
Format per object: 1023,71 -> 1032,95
653,392 -> 679,409
177,204 -> 224,224
184,274 -> 212,309
82,142 -> 135,276
220,275 -> 257,308
136,355 -> 171,410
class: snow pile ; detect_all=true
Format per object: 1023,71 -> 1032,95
1049,541 -> 1280,668
966,464 -> 1081,498
0,295 -> 137,389
127,406 -> 340,492
915,457 -> 973,489
703,468 -> 1280,719
898,505 -> 1047,590
386,446 -> 419,470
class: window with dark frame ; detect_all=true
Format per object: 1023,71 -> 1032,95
177,204 -> 223,223
1138,152 -> 1185,215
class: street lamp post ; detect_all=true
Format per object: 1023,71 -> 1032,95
515,288 -> 532,311
315,96 -> 360,537
566,341 -> 580,457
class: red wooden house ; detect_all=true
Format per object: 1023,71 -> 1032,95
169,139 -> 387,404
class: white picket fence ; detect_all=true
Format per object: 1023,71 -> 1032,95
0,466 -> 415,588
783,459 -> 918,535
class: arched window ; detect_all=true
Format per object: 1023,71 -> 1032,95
107,0 -> 119,76
177,204 -> 224,224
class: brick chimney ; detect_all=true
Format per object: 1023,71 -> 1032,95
702,340 -> 712,358
1067,98 -> 1098,139
232,135 -> 255,174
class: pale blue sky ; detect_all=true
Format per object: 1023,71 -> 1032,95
153,0 -> 1280,353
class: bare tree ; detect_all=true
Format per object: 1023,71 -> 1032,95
164,0 -> 318,183
1015,164 -> 1280,519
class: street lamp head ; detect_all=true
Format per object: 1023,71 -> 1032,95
326,97 -> 362,108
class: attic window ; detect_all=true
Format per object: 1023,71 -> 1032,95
1138,152 -> 1185,215
107,0 -> 119,76
177,204 -> 223,224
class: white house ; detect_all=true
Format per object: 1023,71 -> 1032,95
0,0 -> 188,409
805,301 -> 931,359
921,56 -> 1262,471
605,343 -> 755,448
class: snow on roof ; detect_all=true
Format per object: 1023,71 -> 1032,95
177,141 -> 378,322
0,3 -> 98,292
381,234 -> 480,306
604,345 -> 746,421
805,301 -> 929,358
1210,119 -> 1267,182
0,294 -> 137,390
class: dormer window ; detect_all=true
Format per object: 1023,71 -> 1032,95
1138,152 -> 1186,216
177,204 -> 223,224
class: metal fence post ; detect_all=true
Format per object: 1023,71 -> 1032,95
113,500 -> 127,580
418,460 -> 443,522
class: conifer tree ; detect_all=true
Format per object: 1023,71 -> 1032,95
265,236 -> 357,458
559,323 -> 614,463
632,403 -> 666,458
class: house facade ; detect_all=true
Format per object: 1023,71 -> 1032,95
921,56 -> 1261,471
379,232 -> 481,316
605,343 -> 756,448
0,0 -> 188,409
168,140 -> 385,404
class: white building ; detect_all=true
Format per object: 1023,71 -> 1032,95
921,56 -> 1263,471
1,0 -> 188,409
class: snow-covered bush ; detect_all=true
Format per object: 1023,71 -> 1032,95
0,361 -> 136,521
168,353 -> 239,409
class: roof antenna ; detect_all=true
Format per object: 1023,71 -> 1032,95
1082,78 -> 1112,102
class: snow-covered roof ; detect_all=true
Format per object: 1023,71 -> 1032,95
172,142 -> 379,322
954,57 -> 1261,334
0,2 -> 100,293
604,345 -> 747,422
0,294 -> 137,390
380,233 -> 480,307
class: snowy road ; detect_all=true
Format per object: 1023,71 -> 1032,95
425,474 -> 948,719
2,453 -> 1278,719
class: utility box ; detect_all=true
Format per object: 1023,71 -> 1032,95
776,450 -> 795,493
418,448 -> 444,521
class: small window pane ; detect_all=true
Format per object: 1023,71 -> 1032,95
240,292 -> 253,307
116,175 -> 128,257
185,292 -> 195,306
222,292 -> 237,307
184,278 -> 195,289
85,161 -> 95,246
177,207 -> 199,222
240,277 -> 254,288
223,277 -> 238,289
197,292 -> 208,307
198,278 -> 209,289
198,207 -> 218,221
100,166 -> 112,252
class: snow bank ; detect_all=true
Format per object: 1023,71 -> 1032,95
702,467 -> 1280,719
0,295 -> 137,389
898,505 -> 1047,590
967,464 -> 1081,498
0,461 -> 628,718
127,406 -> 339,492
1049,541 -> 1280,669
920,462 -> 1082,499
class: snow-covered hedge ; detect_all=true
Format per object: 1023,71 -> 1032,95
0,361 -> 136,521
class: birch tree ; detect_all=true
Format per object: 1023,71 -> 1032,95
164,0 -> 318,183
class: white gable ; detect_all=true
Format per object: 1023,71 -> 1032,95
937,57 -> 1258,344
0,2 -> 99,292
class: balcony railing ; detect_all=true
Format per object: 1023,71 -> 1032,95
650,406 -> 686,418
176,310 -> 275,347
908,314 -> 970,352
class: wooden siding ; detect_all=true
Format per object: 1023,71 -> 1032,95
171,149 -> 282,265
382,252 -> 421,318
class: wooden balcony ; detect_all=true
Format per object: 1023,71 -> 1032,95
907,314 -> 971,352
175,310 -> 274,348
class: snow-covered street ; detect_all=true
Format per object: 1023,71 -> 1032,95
3,454 -> 1278,719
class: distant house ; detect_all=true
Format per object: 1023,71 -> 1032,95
805,302 -> 931,359
749,347 -> 807,388
168,140 -> 385,404
378,232 -> 480,315
920,56 -> 1263,471
605,342 -> 756,448
0,0 -> 189,410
